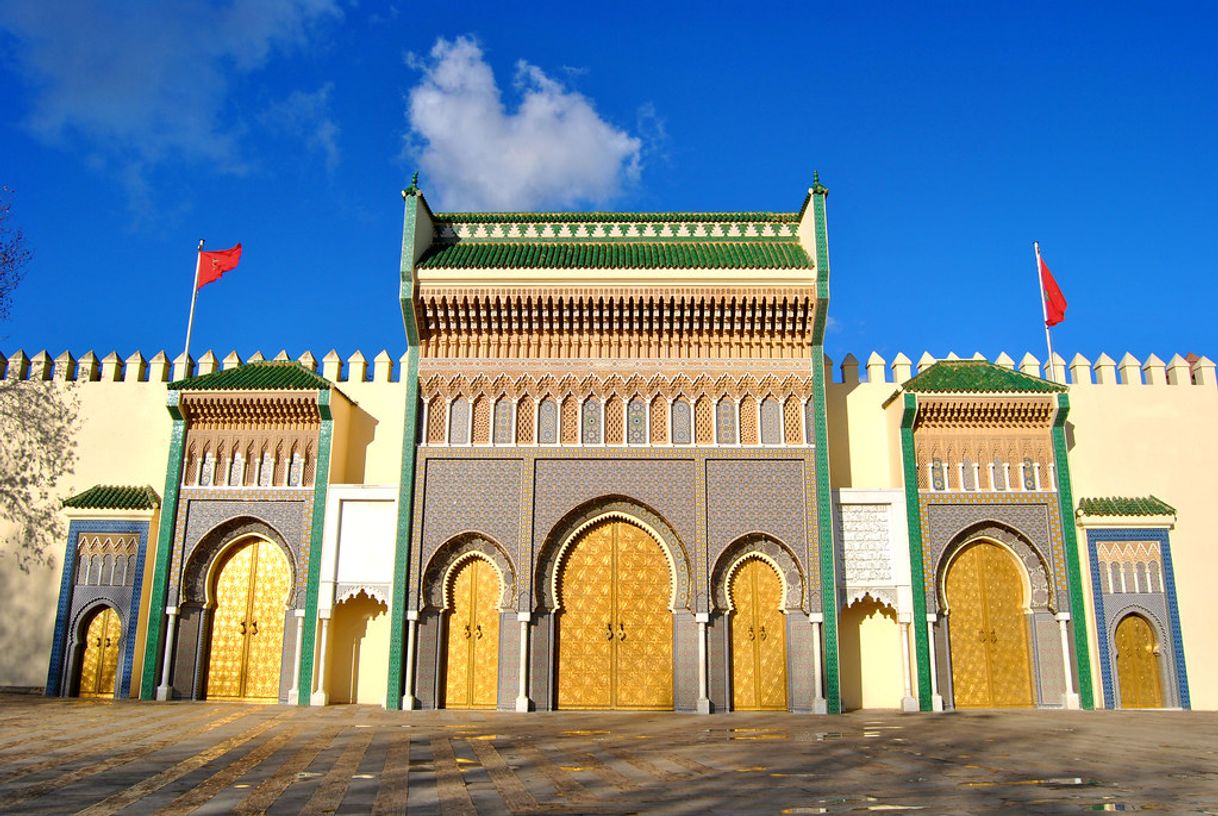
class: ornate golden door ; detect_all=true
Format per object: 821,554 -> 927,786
206,540 -> 291,701
1115,614 -> 1163,708
443,557 -> 501,709
557,520 -> 673,710
79,606 -> 122,699
945,541 -> 1033,708
730,558 -> 788,711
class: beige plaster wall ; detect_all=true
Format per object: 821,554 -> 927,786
839,597 -> 905,709
825,380 -> 903,489
1066,378 -> 1218,710
326,593 -> 391,705
0,379 -> 172,692
334,380 -> 407,486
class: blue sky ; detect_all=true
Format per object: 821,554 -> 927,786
1,2 -> 1215,372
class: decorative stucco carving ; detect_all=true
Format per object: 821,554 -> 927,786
419,534 -> 517,611
710,534 -> 805,612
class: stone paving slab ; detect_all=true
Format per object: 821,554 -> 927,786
0,694 -> 1216,814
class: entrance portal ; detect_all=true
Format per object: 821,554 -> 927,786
556,520 -> 673,710
442,557 -> 501,709
945,541 -> 1033,708
1115,614 -> 1163,708
206,539 -> 290,701
78,606 -> 122,699
729,558 -> 788,711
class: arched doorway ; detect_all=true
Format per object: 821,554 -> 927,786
206,538 -> 291,701
442,557 -> 502,709
1115,614 -> 1163,709
729,557 -> 788,711
839,596 -> 902,710
556,519 -> 673,710
945,540 -> 1033,708
329,591 -> 390,705
78,606 -> 122,699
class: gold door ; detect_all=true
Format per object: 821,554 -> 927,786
557,520 -> 673,710
730,558 -> 788,711
1115,614 -> 1163,708
443,558 -> 502,709
946,542 -> 1033,708
79,607 -> 122,699
206,540 -> 291,702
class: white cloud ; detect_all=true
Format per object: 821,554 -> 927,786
0,0 -> 340,179
262,84 -> 341,174
405,37 -> 643,211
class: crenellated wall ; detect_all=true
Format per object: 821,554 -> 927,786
3,346 -> 1216,707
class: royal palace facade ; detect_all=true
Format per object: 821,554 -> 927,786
3,176 -> 1214,714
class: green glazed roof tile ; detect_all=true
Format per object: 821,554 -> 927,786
63,484 -> 160,510
170,361 -> 330,391
904,360 -> 1066,393
418,241 -> 813,270
435,211 -> 799,224
1078,496 -> 1176,516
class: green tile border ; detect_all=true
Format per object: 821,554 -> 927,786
808,176 -> 840,713
387,188 -> 424,710
296,389 -> 333,703
899,393 -> 933,710
1052,392 -> 1094,709
139,392 -> 185,700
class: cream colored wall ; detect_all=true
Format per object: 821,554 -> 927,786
839,597 -> 905,709
327,593 -> 390,705
825,379 -> 903,489
1066,376 -> 1218,710
334,379 -> 407,486
0,378 -> 171,692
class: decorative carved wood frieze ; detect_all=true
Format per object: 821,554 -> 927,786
414,287 -> 817,360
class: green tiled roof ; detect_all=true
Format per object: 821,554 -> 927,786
170,361 -> 330,391
904,360 -> 1067,393
418,242 -> 813,270
435,211 -> 799,224
63,485 -> 160,511
1078,496 -> 1176,517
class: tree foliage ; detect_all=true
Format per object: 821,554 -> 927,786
0,188 -> 78,571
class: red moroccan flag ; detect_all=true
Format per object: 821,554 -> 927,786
197,244 -> 242,290
1038,253 -> 1067,327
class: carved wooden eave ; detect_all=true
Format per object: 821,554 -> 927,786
413,286 -> 817,360
912,395 -> 1057,432
179,391 -> 324,430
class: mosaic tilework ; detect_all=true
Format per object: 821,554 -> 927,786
1050,396 -> 1093,709
419,535 -> 517,610
1087,527 -> 1190,710
47,519 -> 151,699
705,459 -> 808,604
296,387 -> 334,703
140,404 -> 185,700
386,346 -> 421,710
709,535 -> 805,611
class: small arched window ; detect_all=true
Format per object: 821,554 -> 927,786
493,399 -> 514,445
538,398 -> 558,444
715,399 -> 738,445
671,400 -> 692,445
449,399 -> 470,445
582,398 -> 602,444
760,398 -> 782,445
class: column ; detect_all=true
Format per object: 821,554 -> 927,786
810,612 -> 827,714
926,613 -> 944,711
515,612 -> 531,712
898,613 -> 917,712
696,612 -> 711,714
155,606 -> 179,701
310,613 -> 330,706
402,610 -> 419,710
1056,612 -> 1081,710
287,609 -> 305,704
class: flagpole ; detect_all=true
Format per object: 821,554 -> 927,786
183,239 -> 204,368
1034,241 -> 1056,382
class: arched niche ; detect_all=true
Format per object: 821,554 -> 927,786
710,533 -> 805,612
420,533 -> 516,611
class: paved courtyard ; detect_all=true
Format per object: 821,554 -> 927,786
0,694 -> 1216,815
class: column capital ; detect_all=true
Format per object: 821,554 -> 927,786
294,608 -> 306,618
808,612 -> 824,624
165,605 -> 179,616
695,612 -> 710,623
1055,612 -> 1071,622
926,612 -> 939,623
406,609 -> 420,621
516,611 -> 531,622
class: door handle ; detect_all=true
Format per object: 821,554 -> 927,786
990,629 -> 997,643
239,620 -> 247,635
979,628 -> 986,643
95,637 -> 102,647
251,620 -> 259,636
747,626 -> 755,641
463,624 -> 472,639
605,623 -> 614,640
103,637 -> 112,648
759,625 -> 767,641
617,623 -> 626,641
475,624 -> 483,639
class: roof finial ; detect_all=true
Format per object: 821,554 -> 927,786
811,170 -> 828,195
403,171 -> 421,197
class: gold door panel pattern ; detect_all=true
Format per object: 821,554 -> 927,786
444,557 -> 502,709
557,520 -> 673,710
206,540 -> 291,702
1115,614 -> 1163,709
79,606 -> 122,699
730,558 -> 788,711
945,541 -> 1033,709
